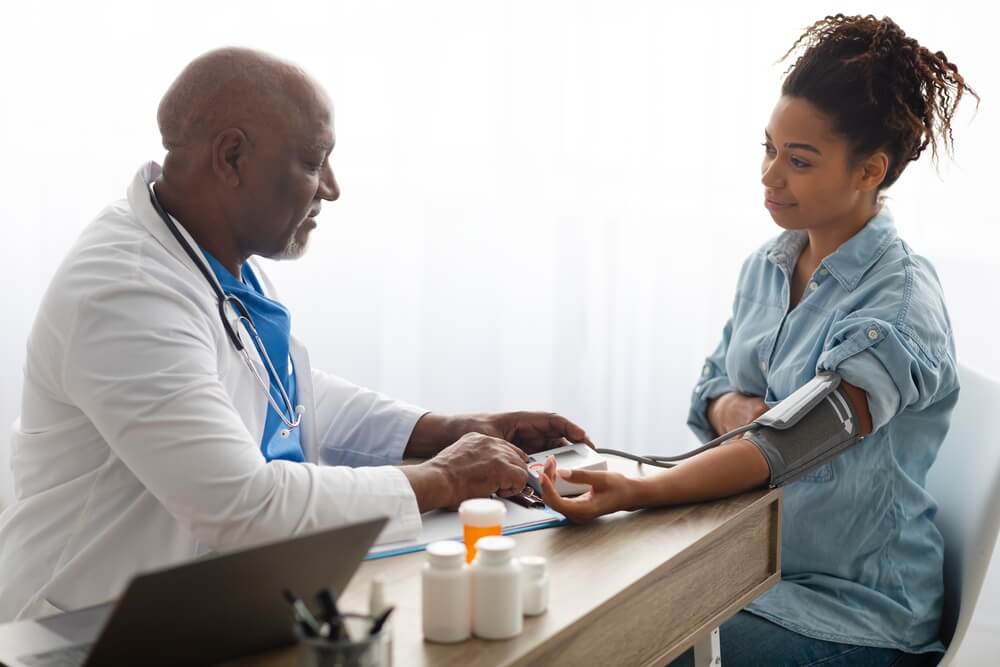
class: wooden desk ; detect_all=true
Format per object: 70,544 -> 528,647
231,459 -> 782,667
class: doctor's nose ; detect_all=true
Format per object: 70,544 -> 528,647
319,162 -> 340,202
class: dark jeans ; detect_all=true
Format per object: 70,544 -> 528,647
669,611 -> 942,667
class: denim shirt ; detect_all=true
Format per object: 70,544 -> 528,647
688,207 -> 958,653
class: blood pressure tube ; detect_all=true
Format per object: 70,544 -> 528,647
458,498 -> 506,564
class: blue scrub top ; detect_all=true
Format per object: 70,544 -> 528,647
688,207 -> 957,653
202,251 -> 305,463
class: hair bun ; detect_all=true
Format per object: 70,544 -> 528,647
780,14 -> 978,190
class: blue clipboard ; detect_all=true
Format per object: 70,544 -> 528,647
365,503 -> 567,560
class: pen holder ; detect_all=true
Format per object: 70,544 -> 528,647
294,613 -> 390,667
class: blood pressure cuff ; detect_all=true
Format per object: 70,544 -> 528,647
742,374 -> 863,487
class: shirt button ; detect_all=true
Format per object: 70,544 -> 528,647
867,328 -> 880,340
702,365 -> 710,377
695,384 -> 703,393
760,360 -> 768,372
819,268 -> 829,276
808,281 -> 819,291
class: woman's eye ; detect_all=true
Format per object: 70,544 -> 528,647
790,157 -> 811,168
761,142 -> 776,154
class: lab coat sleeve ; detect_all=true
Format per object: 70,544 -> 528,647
61,274 -> 421,550
309,369 -> 428,467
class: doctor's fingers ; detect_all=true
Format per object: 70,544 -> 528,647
547,414 -> 594,447
481,433 -> 530,464
438,434 -> 529,495
516,413 -> 594,451
485,452 -> 530,493
447,432 -> 528,463
477,439 -> 530,495
459,460 -> 529,502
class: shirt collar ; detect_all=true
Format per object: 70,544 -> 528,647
766,207 -> 898,291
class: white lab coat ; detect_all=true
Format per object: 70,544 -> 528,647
0,162 -> 425,622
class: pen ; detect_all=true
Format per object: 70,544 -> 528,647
504,486 -> 545,509
369,606 -> 394,637
315,588 -> 345,641
283,588 -> 326,638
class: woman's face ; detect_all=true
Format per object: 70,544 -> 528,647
761,96 -> 872,232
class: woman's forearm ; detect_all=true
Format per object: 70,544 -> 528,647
627,438 -> 771,509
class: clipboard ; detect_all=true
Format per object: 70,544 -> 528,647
366,499 -> 566,560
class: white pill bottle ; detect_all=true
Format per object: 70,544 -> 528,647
471,535 -> 523,639
422,540 -> 471,643
519,555 -> 549,616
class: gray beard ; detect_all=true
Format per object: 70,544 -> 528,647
266,224 -> 310,261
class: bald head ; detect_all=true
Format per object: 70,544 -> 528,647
152,48 -> 339,275
157,47 -> 328,150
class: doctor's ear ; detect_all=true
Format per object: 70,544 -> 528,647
211,128 -> 250,187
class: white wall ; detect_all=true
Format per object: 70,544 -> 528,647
1,0 -> 997,660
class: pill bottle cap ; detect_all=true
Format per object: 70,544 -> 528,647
474,535 -> 516,565
458,498 -> 507,527
426,540 -> 466,569
519,555 -> 547,579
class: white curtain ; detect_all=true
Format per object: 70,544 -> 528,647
2,1 -> 998,654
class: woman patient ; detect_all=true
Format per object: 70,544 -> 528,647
539,14 -> 977,666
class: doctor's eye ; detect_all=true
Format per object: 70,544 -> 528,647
761,141 -> 776,155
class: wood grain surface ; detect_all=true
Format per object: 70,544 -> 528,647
225,456 -> 782,667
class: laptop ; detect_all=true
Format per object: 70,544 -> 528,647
0,516 -> 387,667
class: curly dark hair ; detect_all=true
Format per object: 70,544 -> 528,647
780,14 -> 978,190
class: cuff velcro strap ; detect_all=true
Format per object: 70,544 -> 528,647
743,385 -> 862,487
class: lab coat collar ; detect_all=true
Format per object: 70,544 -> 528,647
127,161 -> 223,292
130,161 -> 318,460
129,162 -> 270,435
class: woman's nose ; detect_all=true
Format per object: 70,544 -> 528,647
761,158 -> 785,189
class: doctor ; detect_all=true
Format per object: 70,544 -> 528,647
0,47 -> 590,622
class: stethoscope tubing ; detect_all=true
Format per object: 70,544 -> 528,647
147,182 -> 302,434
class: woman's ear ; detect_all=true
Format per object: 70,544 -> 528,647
857,151 -> 889,193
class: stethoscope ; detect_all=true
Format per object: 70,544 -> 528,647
148,182 -> 303,438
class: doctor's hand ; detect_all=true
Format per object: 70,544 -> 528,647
707,392 -> 768,437
405,411 -> 592,458
401,432 -> 530,512
465,411 -> 594,454
537,455 -> 640,523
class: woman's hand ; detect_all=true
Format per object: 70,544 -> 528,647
707,392 -> 768,436
536,455 -> 640,523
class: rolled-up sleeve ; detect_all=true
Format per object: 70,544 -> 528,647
687,317 -> 738,443
815,315 -> 955,433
